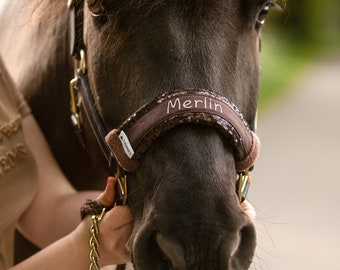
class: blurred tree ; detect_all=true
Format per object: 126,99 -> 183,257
257,0 -> 339,108
271,0 -> 340,45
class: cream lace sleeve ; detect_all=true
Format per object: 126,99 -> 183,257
0,55 -> 31,118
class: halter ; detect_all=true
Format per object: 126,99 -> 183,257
67,0 -> 260,204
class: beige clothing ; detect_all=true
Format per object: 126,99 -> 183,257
0,57 -> 38,269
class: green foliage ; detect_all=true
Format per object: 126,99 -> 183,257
259,31 -> 315,109
271,0 -> 340,42
257,0 -> 340,110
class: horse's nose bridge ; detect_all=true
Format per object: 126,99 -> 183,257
150,170 -> 248,232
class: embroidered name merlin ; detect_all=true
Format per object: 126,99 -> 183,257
167,97 -> 223,114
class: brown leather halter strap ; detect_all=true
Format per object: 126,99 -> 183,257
67,0 -> 260,204
105,89 -> 260,173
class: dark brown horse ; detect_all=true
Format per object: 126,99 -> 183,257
0,0 -> 276,269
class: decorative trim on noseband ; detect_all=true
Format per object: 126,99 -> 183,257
105,90 -> 260,173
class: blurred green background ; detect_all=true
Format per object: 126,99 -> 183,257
259,0 -> 340,109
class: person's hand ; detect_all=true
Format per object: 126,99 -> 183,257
95,176 -> 133,266
240,200 -> 256,221
90,177 -> 254,266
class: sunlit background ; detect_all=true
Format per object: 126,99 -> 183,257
250,0 -> 340,269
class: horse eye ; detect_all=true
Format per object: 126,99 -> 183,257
256,1 -> 277,28
87,0 -> 105,17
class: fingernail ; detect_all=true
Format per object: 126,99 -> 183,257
106,176 -> 116,187
106,177 -> 112,187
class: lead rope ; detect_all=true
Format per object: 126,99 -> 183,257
67,33 -> 128,270
87,168 -> 127,270
88,208 -> 107,270
66,2 -> 129,269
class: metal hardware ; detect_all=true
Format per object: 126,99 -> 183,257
69,49 -> 87,130
237,170 -> 251,203
79,49 -> 87,74
67,0 -> 74,9
69,77 -> 81,129
73,49 -> 87,76
114,166 -> 128,205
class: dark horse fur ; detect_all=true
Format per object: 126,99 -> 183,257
0,0 -> 271,269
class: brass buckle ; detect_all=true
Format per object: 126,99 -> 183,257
237,170 -> 251,203
114,166 -> 128,205
69,77 -> 81,129
67,0 -> 74,9
69,49 -> 87,130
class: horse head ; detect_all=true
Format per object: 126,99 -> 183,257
0,0 -> 277,268
71,1 -> 274,269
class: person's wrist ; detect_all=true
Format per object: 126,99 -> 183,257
69,217 -> 92,257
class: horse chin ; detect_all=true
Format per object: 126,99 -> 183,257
130,219 -> 256,270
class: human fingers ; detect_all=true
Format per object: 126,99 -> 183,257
241,200 -> 256,220
99,206 -> 134,264
96,176 -> 117,207
105,205 -> 133,229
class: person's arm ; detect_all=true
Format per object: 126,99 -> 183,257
11,177 -> 133,269
17,114 -> 104,247
10,221 -> 90,270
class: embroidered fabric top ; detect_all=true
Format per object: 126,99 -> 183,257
0,57 -> 38,269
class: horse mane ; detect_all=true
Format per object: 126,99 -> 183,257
28,0 -> 284,21
29,0 -> 201,19
109,0 -> 227,18
29,0 -> 66,24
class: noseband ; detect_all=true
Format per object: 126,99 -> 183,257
67,0 -> 260,204
105,89 -> 260,173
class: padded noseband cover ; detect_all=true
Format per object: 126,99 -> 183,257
105,89 -> 260,172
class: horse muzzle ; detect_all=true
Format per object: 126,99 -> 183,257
131,211 -> 256,270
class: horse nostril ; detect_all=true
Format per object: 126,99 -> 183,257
156,232 -> 185,270
231,223 -> 257,269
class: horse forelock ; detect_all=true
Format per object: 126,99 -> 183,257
85,0 -> 260,125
